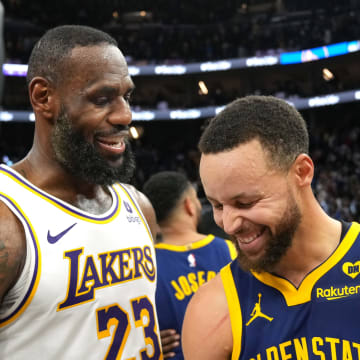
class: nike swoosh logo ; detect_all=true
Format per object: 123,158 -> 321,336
47,223 -> 77,244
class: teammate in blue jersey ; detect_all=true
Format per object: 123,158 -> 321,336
182,95 -> 360,359
143,171 -> 237,359
0,25 -> 162,359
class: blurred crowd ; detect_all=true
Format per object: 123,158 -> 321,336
2,0 -> 360,113
3,0 -> 360,65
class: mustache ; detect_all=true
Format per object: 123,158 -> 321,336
94,125 -> 130,138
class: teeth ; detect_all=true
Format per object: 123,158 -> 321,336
238,231 -> 262,244
98,138 -> 123,148
109,141 -> 122,148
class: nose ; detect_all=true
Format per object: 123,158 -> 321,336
108,96 -> 132,126
222,206 -> 244,236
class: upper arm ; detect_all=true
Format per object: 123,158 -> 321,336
0,201 -> 26,304
182,274 -> 232,360
124,184 -> 160,242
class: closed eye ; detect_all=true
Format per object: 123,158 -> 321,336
236,200 -> 257,209
93,96 -> 111,106
212,203 -> 223,211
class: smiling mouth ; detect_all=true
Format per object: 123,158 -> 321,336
237,227 -> 266,245
95,134 -> 127,154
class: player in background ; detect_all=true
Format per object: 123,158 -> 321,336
143,171 -> 236,359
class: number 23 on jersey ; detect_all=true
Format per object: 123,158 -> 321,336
97,296 -> 163,360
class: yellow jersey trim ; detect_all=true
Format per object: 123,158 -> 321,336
155,234 -> 215,252
0,192 -> 42,328
252,222 -> 360,306
225,240 -> 238,260
220,264 -> 242,360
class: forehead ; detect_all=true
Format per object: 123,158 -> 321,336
62,44 -> 133,90
199,140 -> 278,200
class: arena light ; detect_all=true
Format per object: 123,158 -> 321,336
2,89 -> 360,122
4,40 -> 360,77
246,56 -> 278,67
200,60 -> 232,72
308,94 -> 340,107
131,110 -> 155,121
130,126 -> 140,139
322,68 -> 334,81
154,65 -> 187,75
170,109 -> 201,119
198,81 -> 208,95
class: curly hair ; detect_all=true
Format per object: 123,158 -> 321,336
198,95 -> 309,171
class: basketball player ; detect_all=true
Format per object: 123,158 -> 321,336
182,96 -> 360,359
0,25 -> 163,359
143,171 -> 236,359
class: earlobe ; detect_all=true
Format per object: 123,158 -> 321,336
293,153 -> 314,187
29,77 -> 57,121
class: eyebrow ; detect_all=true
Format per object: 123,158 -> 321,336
92,83 -> 136,95
207,192 -> 259,203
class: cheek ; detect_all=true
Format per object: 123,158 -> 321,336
252,200 -> 289,227
213,210 -> 223,228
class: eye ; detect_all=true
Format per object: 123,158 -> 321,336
236,201 -> 256,209
93,96 -> 111,106
123,92 -> 132,103
213,203 -> 223,211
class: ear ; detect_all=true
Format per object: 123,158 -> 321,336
184,197 -> 196,217
291,153 -> 314,187
28,77 -> 58,121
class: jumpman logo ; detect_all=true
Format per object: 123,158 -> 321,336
246,293 -> 273,326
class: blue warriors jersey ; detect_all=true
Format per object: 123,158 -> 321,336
0,164 -> 162,360
155,235 -> 237,359
221,221 -> 360,360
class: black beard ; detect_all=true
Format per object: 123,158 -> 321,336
235,192 -> 302,273
51,108 -> 136,186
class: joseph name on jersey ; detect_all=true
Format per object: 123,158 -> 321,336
155,235 -> 236,359
0,164 -> 162,360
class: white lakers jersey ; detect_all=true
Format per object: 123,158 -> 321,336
0,164 -> 163,360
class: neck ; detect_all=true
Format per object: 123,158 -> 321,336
12,152 -> 113,214
160,221 -> 207,246
272,200 -> 342,287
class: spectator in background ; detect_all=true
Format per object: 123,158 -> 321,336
143,171 -> 236,359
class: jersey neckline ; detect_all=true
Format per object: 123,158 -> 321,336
155,234 -> 215,252
0,164 -> 120,223
251,222 -> 360,306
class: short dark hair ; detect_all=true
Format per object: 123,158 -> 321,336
27,25 -> 118,85
143,171 -> 191,223
198,95 -> 309,171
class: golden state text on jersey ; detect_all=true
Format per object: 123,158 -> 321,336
0,165 -> 163,360
221,221 -> 360,360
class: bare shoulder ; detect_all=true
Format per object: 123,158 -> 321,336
0,200 -> 26,303
182,273 -> 232,360
123,184 -> 159,241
